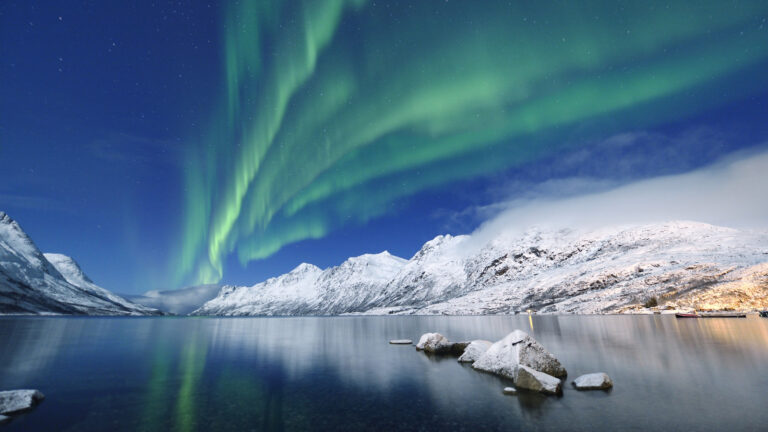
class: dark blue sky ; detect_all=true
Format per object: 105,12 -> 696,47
2,1 -> 767,293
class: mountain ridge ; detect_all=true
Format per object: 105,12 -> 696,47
194,221 -> 768,316
0,211 -> 162,315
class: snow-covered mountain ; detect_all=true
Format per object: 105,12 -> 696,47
194,221 -> 768,316
0,211 -> 161,315
194,252 -> 407,316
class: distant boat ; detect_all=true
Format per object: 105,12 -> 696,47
700,313 -> 747,318
675,313 -> 699,318
758,311 -> 768,318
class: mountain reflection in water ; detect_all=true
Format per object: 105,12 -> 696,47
0,315 -> 766,431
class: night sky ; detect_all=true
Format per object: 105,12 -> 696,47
2,1 -> 767,294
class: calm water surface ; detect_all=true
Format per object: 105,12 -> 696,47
1,315 -> 767,431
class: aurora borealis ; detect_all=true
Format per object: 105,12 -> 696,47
176,0 -> 768,286
2,1 -> 768,292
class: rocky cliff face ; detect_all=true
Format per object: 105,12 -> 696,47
195,221 -> 768,316
0,211 -> 161,315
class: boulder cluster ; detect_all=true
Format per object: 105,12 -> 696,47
412,330 -> 612,396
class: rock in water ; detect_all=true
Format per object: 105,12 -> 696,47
502,387 -> 517,395
458,340 -> 493,363
0,414 -> 10,424
0,389 -> 45,415
515,365 -> 562,395
389,339 -> 412,345
415,333 -> 452,354
472,330 -> 567,378
572,373 -> 613,390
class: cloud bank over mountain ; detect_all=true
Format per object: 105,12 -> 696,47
468,147 -> 768,251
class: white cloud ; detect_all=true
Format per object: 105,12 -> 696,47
124,284 -> 221,314
469,146 -> 768,246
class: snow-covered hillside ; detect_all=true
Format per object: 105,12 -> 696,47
0,211 -> 161,315
194,252 -> 407,316
195,221 -> 768,316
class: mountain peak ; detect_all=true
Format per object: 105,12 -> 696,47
0,211 -> 28,238
0,211 -> 161,315
411,233 -> 469,260
44,253 -> 94,285
0,210 -> 61,277
343,250 -> 406,265
291,262 -> 321,273
195,220 -> 768,316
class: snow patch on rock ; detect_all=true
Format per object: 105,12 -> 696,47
514,365 -> 562,395
0,389 -> 45,415
415,333 -> 452,354
573,372 -> 613,390
472,330 -> 566,378
457,340 -> 493,363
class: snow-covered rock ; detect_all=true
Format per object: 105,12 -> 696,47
0,414 -> 10,424
415,333 -> 452,354
389,339 -> 412,345
457,340 -> 493,363
472,330 -> 566,378
0,389 -> 45,415
573,373 -> 613,390
0,211 -> 161,315
514,365 -> 562,395
196,221 -> 768,316
502,386 -> 517,395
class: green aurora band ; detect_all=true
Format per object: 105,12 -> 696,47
175,0 -> 768,285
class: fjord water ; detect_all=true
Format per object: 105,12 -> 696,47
1,316 -> 766,431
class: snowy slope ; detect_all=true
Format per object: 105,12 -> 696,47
374,221 -> 768,314
0,211 -> 161,315
375,235 -> 471,306
194,263 -> 323,316
194,252 -> 407,316
195,221 -> 768,316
